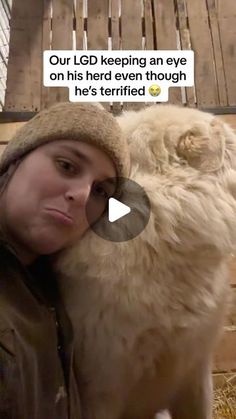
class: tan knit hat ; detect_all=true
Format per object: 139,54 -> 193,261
0,102 -> 130,179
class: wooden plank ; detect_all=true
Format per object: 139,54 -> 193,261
185,0 -> 219,107
75,0 -> 84,50
0,112 -> 37,123
144,0 -> 154,50
153,0 -> 182,105
111,0 -> 120,49
4,0 -> 43,112
48,0 -> 74,105
176,0 -> 195,106
41,0 -> 52,110
121,0 -> 142,50
0,122 -> 26,142
205,0 -> 227,106
201,107 -> 236,114
153,0 -> 177,49
218,0 -> 236,106
52,0 -> 73,52
121,0 -> 143,111
111,0 -> 122,114
213,328 -> 236,372
87,0 -> 109,110
87,0 -> 108,49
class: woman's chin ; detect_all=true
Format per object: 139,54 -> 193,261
28,237 -> 67,256
32,235 -> 83,256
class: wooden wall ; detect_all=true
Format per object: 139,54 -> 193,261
2,0 -> 236,113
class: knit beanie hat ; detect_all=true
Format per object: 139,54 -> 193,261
0,102 -> 130,180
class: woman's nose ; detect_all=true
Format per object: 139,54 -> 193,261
64,181 -> 91,206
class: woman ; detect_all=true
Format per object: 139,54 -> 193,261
0,102 -> 130,419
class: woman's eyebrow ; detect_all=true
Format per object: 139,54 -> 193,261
57,144 -> 93,166
57,144 -> 117,186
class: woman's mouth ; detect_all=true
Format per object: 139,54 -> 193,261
44,208 -> 74,226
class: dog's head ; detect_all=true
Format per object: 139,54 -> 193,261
118,107 -> 236,258
56,106 -> 236,277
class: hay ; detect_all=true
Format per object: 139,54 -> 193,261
214,374 -> 236,419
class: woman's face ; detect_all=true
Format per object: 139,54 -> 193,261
0,140 -> 117,264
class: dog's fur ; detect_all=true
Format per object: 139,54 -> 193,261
56,105 -> 236,419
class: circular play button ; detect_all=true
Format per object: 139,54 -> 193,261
86,177 -> 151,242
108,197 -> 131,222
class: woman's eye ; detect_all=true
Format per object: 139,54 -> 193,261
56,159 -> 77,175
92,183 -> 109,199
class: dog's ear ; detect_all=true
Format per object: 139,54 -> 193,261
177,118 -> 225,172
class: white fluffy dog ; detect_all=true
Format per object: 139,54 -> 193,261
56,105 -> 236,419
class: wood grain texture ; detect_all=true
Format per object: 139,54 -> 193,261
206,0 -> 227,106
41,0 -> 52,109
87,0 -> 109,110
121,0 -> 143,110
87,0 -> 108,49
214,328 -> 236,372
121,0 -> 142,50
185,0 -> 219,107
144,0 -> 154,50
153,0 -> 182,105
111,0 -> 122,114
218,0 -> 236,106
4,0 -> 236,113
0,122 -> 26,142
176,0 -> 195,106
4,0 -> 43,111
47,0 -> 74,104
75,0 -> 84,50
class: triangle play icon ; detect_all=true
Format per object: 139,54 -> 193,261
108,197 -> 131,222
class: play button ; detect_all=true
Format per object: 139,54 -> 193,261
108,198 -> 131,222
86,177 -> 151,242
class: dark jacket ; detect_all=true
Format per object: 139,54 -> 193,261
0,239 -> 81,419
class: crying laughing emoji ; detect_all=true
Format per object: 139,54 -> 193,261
148,84 -> 161,97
